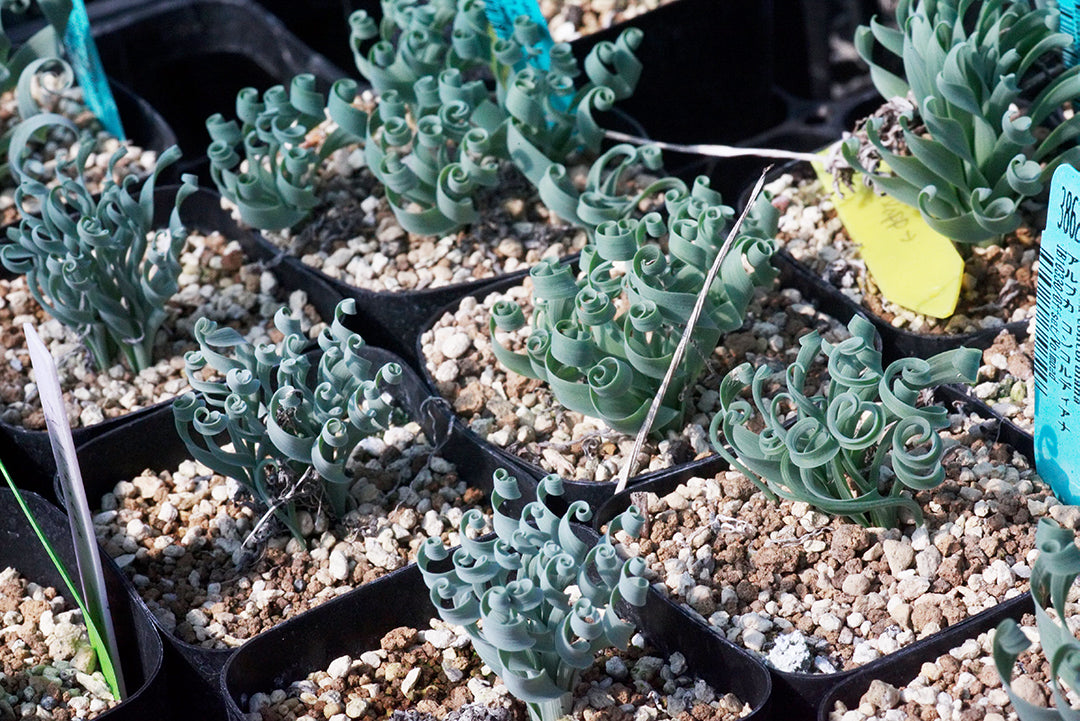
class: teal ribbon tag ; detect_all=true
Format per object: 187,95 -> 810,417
482,0 -> 556,71
1035,162 -> 1080,503
62,0 -> 124,140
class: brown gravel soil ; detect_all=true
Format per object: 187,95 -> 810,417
0,229 -> 323,430
0,567 -> 119,720
830,610 -> 1080,721
420,277 -> 849,482
540,0 -> 676,42
248,619 -> 751,721
0,79 -> 156,226
92,425 -> 493,649
249,91 -> 589,295
608,409 -> 1077,674
971,323 -> 1035,433
766,169 -> 1039,336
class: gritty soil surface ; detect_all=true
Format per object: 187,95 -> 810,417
767,170 -> 1039,336
0,80 -> 155,226
253,94 -> 589,294
93,425 -> 493,649
0,230 -> 323,430
831,610 -> 1080,721
609,410 -> 1075,674
250,619 -> 751,721
421,278 -> 848,482
971,324 -> 1035,433
540,0 -> 676,42
0,567 -> 118,720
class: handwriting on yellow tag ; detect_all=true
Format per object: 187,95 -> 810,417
812,160 -> 963,319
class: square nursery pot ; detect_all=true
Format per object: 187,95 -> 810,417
0,488 -> 166,720
568,0 -> 786,176
413,241 -> 871,515
590,388 -> 1039,719
0,186 -> 344,503
85,0 -> 347,183
220,529 -> 773,721
746,159 -> 1034,363
65,345 -> 527,716
815,595 -> 1028,721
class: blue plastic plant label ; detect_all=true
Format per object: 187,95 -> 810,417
1035,162 -> 1080,504
1062,0 -> 1079,67
483,0 -> 556,71
63,0 -> 125,140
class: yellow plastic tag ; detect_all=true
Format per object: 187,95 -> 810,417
811,161 -> 963,319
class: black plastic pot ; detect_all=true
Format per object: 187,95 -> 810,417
0,186 -> 344,504
745,160 -> 1031,364
0,489 -> 166,720
592,389 -> 1039,719
67,344 -> 522,712
570,0 -> 776,146
221,532 -> 773,721
816,592 -> 1028,721
85,0 -> 347,183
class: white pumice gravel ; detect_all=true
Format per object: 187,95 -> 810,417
610,409 -> 1074,673
93,424 -> 492,649
244,91 -> 588,295
421,278 -> 849,482
0,230 -> 324,430
971,320 -> 1035,432
830,607 -> 1080,721
249,619 -> 751,721
0,567 -> 118,720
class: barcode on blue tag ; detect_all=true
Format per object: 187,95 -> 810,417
1062,0 -> 1080,68
482,0 -> 555,71
1035,162 -> 1080,504
63,0 -> 125,140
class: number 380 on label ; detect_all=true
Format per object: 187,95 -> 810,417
1059,188 -> 1080,240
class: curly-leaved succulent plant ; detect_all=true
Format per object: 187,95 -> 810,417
994,518 -> 1080,720
709,314 -> 981,528
419,471 -> 648,721
0,112 -> 193,373
841,0 -> 1080,244
172,299 -> 405,540
208,0 -> 645,237
490,163 -> 780,435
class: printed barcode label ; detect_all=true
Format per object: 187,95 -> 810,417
1062,0 -> 1080,67
1034,163 -> 1080,504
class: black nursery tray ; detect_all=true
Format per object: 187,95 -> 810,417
85,0 -> 347,183
592,387 -> 1038,719
221,530 -> 773,721
0,489 -> 166,720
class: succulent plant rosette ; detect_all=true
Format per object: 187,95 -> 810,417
488,166 -> 780,436
786,0 -> 1080,333
204,0 -> 649,294
173,298 -> 405,540
419,471 -> 649,721
710,314 -> 981,529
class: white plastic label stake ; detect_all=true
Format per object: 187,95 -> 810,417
25,323 -> 125,698
1035,163 -> 1080,504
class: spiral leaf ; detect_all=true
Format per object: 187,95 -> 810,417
419,470 -> 647,720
